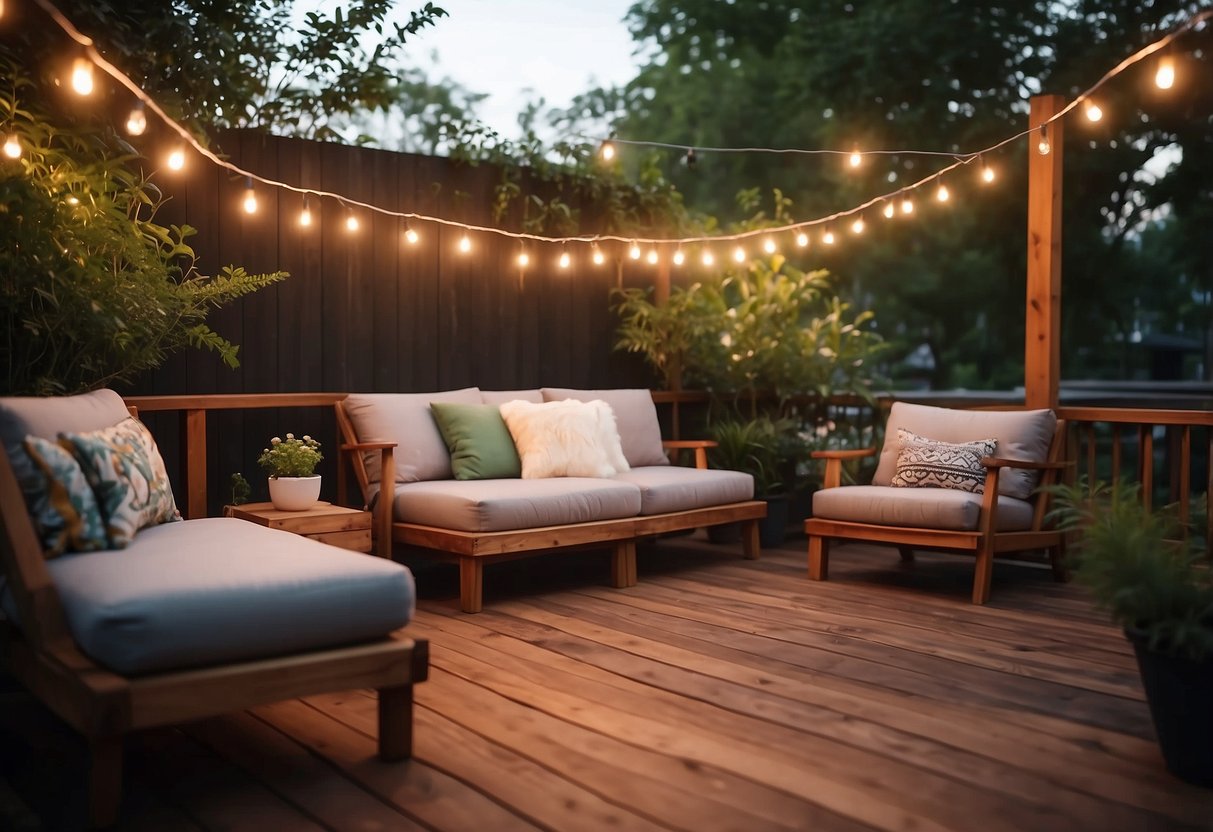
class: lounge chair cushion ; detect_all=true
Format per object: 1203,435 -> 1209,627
813,485 -> 1035,532
542,388 -> 669,468
615,466 -> 754,515
873,403 -> 1056,500
344,388 -> 482,485
16,517 -> 415,675
480,389 -> 544,404
387,477 -> 642,532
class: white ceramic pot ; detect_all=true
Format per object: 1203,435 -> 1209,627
268,475 -> 321,511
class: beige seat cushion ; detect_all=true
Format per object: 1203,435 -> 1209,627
541,388 -> 669,468
873,403 -> 1056,500
813,485 -> 1034,532
387,477 -> 642,533
344,389 -> 482,485
615,466 -> 753,515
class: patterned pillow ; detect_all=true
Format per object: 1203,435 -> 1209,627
890,429 -> 997,494
19,435 -> 109,557
63,418 -> 181,547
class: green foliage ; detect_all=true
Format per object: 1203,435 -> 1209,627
229,472 -> 251,507
707,416 -> 798,497
258,433 -> 323,479
1048,480 -> 1213,661
0,74 -> 285,394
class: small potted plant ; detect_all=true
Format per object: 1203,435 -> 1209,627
1049,480 -> 1213,787
258,433 -> 324,511
708,416 -> 790,546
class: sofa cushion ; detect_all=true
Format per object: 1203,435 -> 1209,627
873,403 -> 1056,500
813,485 -> 1034,532
431,402 -> 521,480
541,388 -> 669,468
21,436 -> 109,556
17,517 -> 415,675
500,399 -> 629,479
344,389 -> 482,485
480,389 -> 544,405
388,477 -> 642,532
615,466 -> 754,515
0,389 -> 130,486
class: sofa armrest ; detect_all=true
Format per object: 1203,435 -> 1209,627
812,447 -> 877,489
662,439 -> 717,470
340,443 -> 396,559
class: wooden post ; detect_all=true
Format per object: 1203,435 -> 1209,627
1025,94 -> 1064,410
181,409 -> 207,520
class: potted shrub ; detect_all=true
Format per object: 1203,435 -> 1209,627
1049,481 -> 1213,787
258,433 -> 324,511
708,416 -> 792,546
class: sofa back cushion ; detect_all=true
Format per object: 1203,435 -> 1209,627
480,389 -> 544,405
0,389 -> 130,484
541,388 -> 668,468
872,403 -> 1056,500
344,389 -> 482,485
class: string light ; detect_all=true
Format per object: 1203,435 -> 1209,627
882,200 -> 895,219
901,197 -> 914,215
672,248 -> 685,266
980,159 -> 996,183
559,248 -> 572,269
645,248 -> 658,265
1155,56 -> 1175,89
2,135 -> 20,160
823,229 -> 836,245
628,241 -> 641,260
517,248 -> 530,267
795,231 -> 809,247
345,211 -> 359,232
600,137 -> 616,162
1037,124 -> 1051,156
848,148 -> 862,168
70,56 -> 94,96
124,102 -> 147,136
299,197 -> 313,227
732,245 -> 746,263
591,244 -> 605,265
935,183 -> 950,203
851,215 -> 865,234
702,249 -> 716,267
242,178 -> 257,215
684,148 -> 697,169
458,233 -> 472,253
167,146 -> 186,171
1084,100 -> 1103,122
403,222 -> 419,244
762,237 -> 777,255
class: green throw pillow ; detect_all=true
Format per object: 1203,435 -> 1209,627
20,435 -> 109,557
430,402 -> 521,480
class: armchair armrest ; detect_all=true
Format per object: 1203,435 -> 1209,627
663,439 -> 717,470
813,447 -> 877,489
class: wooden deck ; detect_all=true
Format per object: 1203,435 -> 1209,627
3,535 -> 1212,831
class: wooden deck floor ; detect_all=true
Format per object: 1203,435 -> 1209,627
3,535 -> 1212,831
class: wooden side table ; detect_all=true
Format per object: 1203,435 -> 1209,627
224,501 -> 373,554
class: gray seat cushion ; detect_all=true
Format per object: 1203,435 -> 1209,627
812,485 -> 1034,532
872,403 -> 1056,500
389,477 -> 642,532
31,518 -> 415,675
615,466 -> 754,515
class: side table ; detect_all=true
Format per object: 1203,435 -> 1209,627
224,501 -> 373,554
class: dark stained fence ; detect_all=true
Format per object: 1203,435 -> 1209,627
127,131 -> 657,512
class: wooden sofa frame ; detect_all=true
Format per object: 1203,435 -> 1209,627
805,419 -> 1070,605
0,413 -> 428,828
334,399 -> 766,613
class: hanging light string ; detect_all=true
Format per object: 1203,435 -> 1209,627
26,0 -> 1211,248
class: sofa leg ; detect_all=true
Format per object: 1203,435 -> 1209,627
459,558 -> 483,613
741,519 -> 761,560
377,684 -> 414,761
807,535 -> 829,580
88,735 -> 123,829
610,541 -> 637,588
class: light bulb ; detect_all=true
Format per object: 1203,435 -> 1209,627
559,250 -> 572,269
702,249 -> 716,266
345,213 -> 359,232
761,237 -> 776,255
66,196 -> 79,206
936,184 -> 950,203
882,201 -> 895,219
591,246 -> 605,265
600,140 -> 616,162
458,234 -> 471,253
823,230 -> 836,245
1037,125 -> 1051,156
2,135 -> 20,160
1084,101 -> 1103,122
646,249 -> 658,265
299,199 -> 312,227
518,250 -> 530,267
981,164 -> 996,184
851,216 -> 865,234
672,249 -> 685,266
1155,57 -> 1175,90
796,232 -> 810,248
125,104 -> 147,136
242,181 -> 257,215
404,226 -> 419,245
901,198 -> 914,215
732,245 -> 746,263
71,58 -> 94,96
167,147 -> 186,171
628,242 -> 641,260
848,148 -> 862,168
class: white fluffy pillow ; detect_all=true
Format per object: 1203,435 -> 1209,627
499,399 -> 630,479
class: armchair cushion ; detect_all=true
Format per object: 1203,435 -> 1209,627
344,388 -> 482,485
873,403 -> 1056,500
890,429 -> 996,494
542,388 -> 669,468
813,485 -> 1034,532
614,466 -> 754,515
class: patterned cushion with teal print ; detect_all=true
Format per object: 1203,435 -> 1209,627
20,435 -> 109,557
64,418 -> 181,548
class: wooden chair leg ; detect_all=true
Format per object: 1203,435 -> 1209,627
377,684 -> 414,761
898,547 -> 915,564
611,541 -> 638,588
88,735 -> 123,829
459,558 -> 483,613
741,519 -> 761,560
972,540 -> 995,605
807,535 -> 829,580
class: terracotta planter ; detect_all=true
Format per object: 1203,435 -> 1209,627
268,475 -> 321,511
